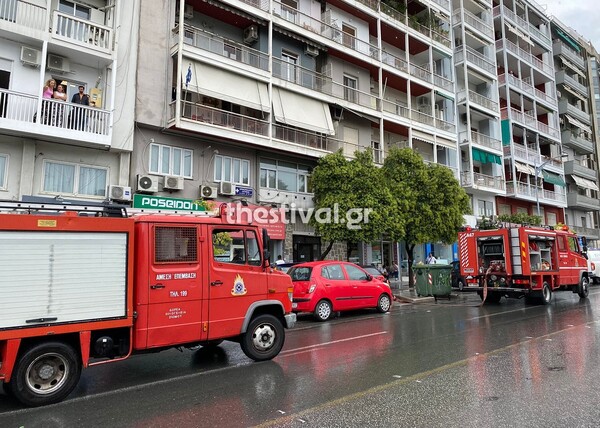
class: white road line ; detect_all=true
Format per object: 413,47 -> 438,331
279,331 -> 388,356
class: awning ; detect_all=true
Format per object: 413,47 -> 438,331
565,115 -> 592,134
185,62 -> 270,112
571,175 -> 600,191
562,85 -> 587,102
272,88 -> 335,135
507,24 -> 534,47
556,27 -> 581,52
542,170 -> 566,187
559,56 -> 586,78
472,147 -> 501,165
515,161 -> 535,175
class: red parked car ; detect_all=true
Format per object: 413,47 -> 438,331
287,261 -> 393,321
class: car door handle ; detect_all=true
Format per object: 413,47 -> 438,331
211,280 -> 223,286
150,284 -> 165,289
325,283 -> 331,287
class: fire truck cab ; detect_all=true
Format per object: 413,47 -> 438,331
0,201 -> 296,407
458,224 -> 590,304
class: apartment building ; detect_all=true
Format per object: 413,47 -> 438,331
550,18 -> 600,243
0,0 -> 138,202
452,0 -> 504,225
133,0 -> 459,264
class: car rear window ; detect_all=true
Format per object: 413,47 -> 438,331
288,266 -> 312,281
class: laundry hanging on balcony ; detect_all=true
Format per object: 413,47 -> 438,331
471,147 -> 501,165
541,170 -> 566,187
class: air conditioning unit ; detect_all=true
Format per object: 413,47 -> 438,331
305,45 -> 319,57
163,175 -> 184,190
47,54 -> 70,72
108,185 -> 132,202
137,174 -> 160,193
200,185 -> 218,199
20,46 -> 41,67
184,4 -> 194,18
243,25 -> 258,44
219,181 -> 235,196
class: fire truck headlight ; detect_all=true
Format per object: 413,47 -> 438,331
490,275 -> 497,281
500,277 -> 506,283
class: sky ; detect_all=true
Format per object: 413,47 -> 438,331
541,0 -> 600,50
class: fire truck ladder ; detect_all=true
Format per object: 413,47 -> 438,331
0,200 -> 129,217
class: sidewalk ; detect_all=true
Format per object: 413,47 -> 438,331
389,277 -> 436,303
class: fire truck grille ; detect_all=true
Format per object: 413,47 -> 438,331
155,226 -> 198,263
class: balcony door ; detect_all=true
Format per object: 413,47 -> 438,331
281,51 -> 298,83
0,64 -> 9,118
58,0 -> 91,42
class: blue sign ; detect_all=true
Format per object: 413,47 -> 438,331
235,186 -> 253,197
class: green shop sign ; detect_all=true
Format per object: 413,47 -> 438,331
132,194 -> 208,212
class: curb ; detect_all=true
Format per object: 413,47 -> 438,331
394,293 -> 436,304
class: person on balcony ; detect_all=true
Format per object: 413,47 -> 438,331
40,79 -> 56,125
52,83 -> 68,127
69,85 -> 89,130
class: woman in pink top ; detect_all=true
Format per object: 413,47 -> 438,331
52,84 -> 67,127
41,79 -> 56,124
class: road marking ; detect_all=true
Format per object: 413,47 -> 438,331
253,318 -> 600,428
279,331 -> 388,356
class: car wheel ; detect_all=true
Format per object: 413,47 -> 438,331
578,276 -> 589,299
7,342 -> 82,407
240,314 -> 285,361
376,294 -> 391,313
541,282 -> 552,305
314,300 -> 332,321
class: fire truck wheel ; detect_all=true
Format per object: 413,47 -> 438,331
578,276 -> 590,299
541,282 -> 552,305
241,314 -> 285,362
8,341 -> 81,407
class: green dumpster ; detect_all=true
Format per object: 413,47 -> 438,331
413,264 -> 452,298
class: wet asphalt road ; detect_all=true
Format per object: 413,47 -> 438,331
2,288 -> 600,427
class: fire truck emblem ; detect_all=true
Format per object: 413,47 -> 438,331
231,274 -> 247,296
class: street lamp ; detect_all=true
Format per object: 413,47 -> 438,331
534,153 -> 568,218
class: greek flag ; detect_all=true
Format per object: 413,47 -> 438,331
185,64 -> 192,88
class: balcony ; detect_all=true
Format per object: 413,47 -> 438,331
553,40 -> 585,70
177,101 -> 269,137
461,172 -> 506,192
51,11 -> 112,54
567,192 -> 600,210
558,99 -> 591,125
561,130 -> 594,155
431,0 -> 451,12
461,130 -> 502,152
494,5 -> 552,48
0,0 -> 46,34
382,99 -> 410,120
176,25 -> 269,72
503,143 -> 539,164
379,3 -> 451,48
506,182 -> 567,205
496,39 -> 554,77
571,225 -> 600,239
272,58 -> 331,92
409,63 -> 433,84
0,88 -> 111,147
501,107 -> 560,140
237,0 -> 269,12
458,89 -> 499,113
433,73 -> 453,91
454,45 -> 496,75
563,160 -> 597,181
452,9 -> 494,40
555,71 -> 588,97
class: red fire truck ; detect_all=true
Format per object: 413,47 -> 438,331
0,201 -> 296,407
458,224 -> 590,304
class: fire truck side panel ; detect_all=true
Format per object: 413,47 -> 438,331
207,225 -> 269,340
510,228 -> 523,275
458,231 -> 478,276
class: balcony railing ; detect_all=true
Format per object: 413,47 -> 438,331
178,101 -> 269,137
431,0 -> 451,12
497,39 -> 553,77
559,99 -> 592,125
465,172 -> 506,190
501,107 -> 560,139
499,73 -> 555,106
467,90 -> 498,112
506,182 -> 566,203
553,40 -> 585,69
0,89 -> 110,136
494,5 -> 551,47
561,130 -> 594,154
381,50 -> 409,74
462,130 -> 502,152
175,25 -> 269,72
556,71 -> 588,97
411,109 -> 434,126
238,0 -> 269,12
52,11 -> 112,52
0,0 -> 45,31
272,58 -> 331,90
409,63 -> 432,83
452,9 -> 493,39
436,117 -> 456,133
382,99 -> 410,120
572,225 -> 600,238
455,45 -> 496,74
433,73 -> 453,91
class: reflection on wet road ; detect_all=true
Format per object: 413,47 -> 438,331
2,290 -> 600,427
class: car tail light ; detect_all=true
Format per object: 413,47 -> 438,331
308,283 -> 317,293
288,287 -> 293,302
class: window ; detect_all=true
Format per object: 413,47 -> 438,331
212,228 -> 261,266
155,226 -> 198,263
59,0 -> 91,19
149,143 -> 192,178
280,0 -> 298,22
345,264 -> 368,281
478,200 -> 493,217
567,236 -> 578,252
342,23 -> 356,49
57,0 -> 91,42
498,204 -> 511,216
260,158 -> 310,193
42,160 -> 107,197
214,155 -> 250,185
0,154 -> 7,189
371,141 -> 381,164
321,264 -> 345,280
281,51 -> 298,83
343,75 -> 358,103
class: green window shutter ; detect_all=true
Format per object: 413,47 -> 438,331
542,170 -> 566,187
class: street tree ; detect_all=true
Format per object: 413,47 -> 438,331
382,147 -> 471,286
309,149 -> 398,260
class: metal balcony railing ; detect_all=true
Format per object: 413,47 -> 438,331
494,5 -> 551,47
456,45 -> 496,74
473,172 -> 506,190
497,39 -> 554,77
462,130 -> 502,152
52,11 -> 112,52
382,100 -> 410,120
0,0 -> 45,30
452,9 -> 493,39
433,73 -> 453,91
501,107 -> 560,139
272,57 -> 331,90
381,50 -> 409,74
506,182 -> 566,203
411,109 -> 435,126
409,63 -> 432,83
178,101 -> 270,137
238,0 -> 269,12
553,40 -> 585,69
431,0 -> 451,12
467,90 -> 498,111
